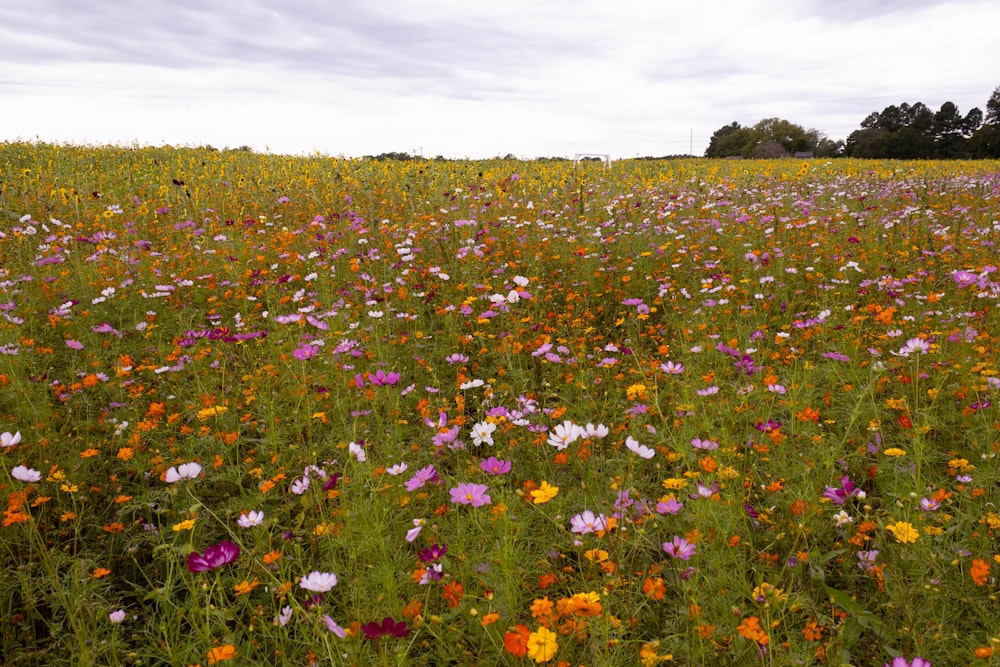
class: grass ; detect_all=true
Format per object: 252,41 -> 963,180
2,142 -> 1000,666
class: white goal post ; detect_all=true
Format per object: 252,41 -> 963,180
573,153 -> 611,167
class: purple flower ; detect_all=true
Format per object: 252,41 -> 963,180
404,465 -> 438,491
450,482 -> 491,507
361,617 -> 410,640
691,437 -> 719,450
754,419 -> 781,433
663,535 -> 696,561
186,540 -> 240,572
418,543 -> 448,563
822,475 -> 866,505
480,456 -> 511,475
822,351 -> 850,362
857,549 -> 879,572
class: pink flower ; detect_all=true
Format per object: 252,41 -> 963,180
405,465 -> 438,491
450,482 -> 491,506
480,456 -> 511,475
663,535 -> 696,561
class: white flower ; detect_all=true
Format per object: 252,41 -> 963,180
547,420 -> 584,450
164,462 -> 202,483
237,510 -> 264,528
1,431 -> 22,448
300,570 -> 338,592
290,476 -> 310,495
583,423 -> 609,439
348,441 -> 366,462
470,421 -> 497,446
386,462 -> 409,475
11,465 -> 41,483
625,436 -> 655,459
459,378 -> 485,390
513,275 -> 530,287
832,510 -> 854,527
276,606 -> 293,626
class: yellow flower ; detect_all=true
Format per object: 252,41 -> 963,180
526,625 -> 558,663
197,405 -> 228,420
626,384 -> 648,401
886,521 -> 919,544
584,549 -> 609,563
530,481 -> 559,504
662,478 -> 688,490
882,448 -> 907,457
172,518 -> 197,531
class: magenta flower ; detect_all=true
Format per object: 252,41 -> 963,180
663,535 -> 696,561
822,475 -> 866,505
368,369 -> 401,386
480,456 -> 511,475
450,482 -> 491,507
885,658 -> 931,667
361,616 -> 410,639
186,540 -> 240,572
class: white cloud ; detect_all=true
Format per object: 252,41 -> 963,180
1,0 -> 998,157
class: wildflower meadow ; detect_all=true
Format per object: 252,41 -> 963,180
3,142 -> 1000,666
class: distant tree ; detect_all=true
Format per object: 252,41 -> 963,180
986,85 -> 1000,125
814,137 -> 844,158
706,118 -> 825,158
967,124 -> 1000,158
845,127 -> 890,158
963,107 -> 984,136
705,122 -> 749,157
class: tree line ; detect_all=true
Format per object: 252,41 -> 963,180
705,84 -> 1000,159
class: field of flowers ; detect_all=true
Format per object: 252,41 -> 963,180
2,142 -> 1000,666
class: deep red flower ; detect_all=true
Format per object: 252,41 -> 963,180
361,616 -> 410,639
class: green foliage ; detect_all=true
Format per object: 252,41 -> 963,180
1,145 -> 1000,665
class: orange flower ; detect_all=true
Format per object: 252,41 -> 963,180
233,579 -> 259,596
206,644 -> 236,664
92,567 -> 112,579
504,624 -> 531,657
642,576 -> 666,601
480,611 -> 501,627
971,558 -> 991,587
443,580 -> 464,608
736,616 -> 769,646
795,406 -> 820,423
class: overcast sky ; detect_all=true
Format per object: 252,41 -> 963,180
2,0 -> 998,158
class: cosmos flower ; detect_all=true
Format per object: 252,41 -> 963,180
663,536 -> 696,561
187,541 -> 240,572
625,436 -> 655,459
299,571 -> 339,592
237,510 -> 264,528
570,510 -> 608,535
11,465 -> 41,483
165,462 -> 202,483
450,482 -> 491,507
